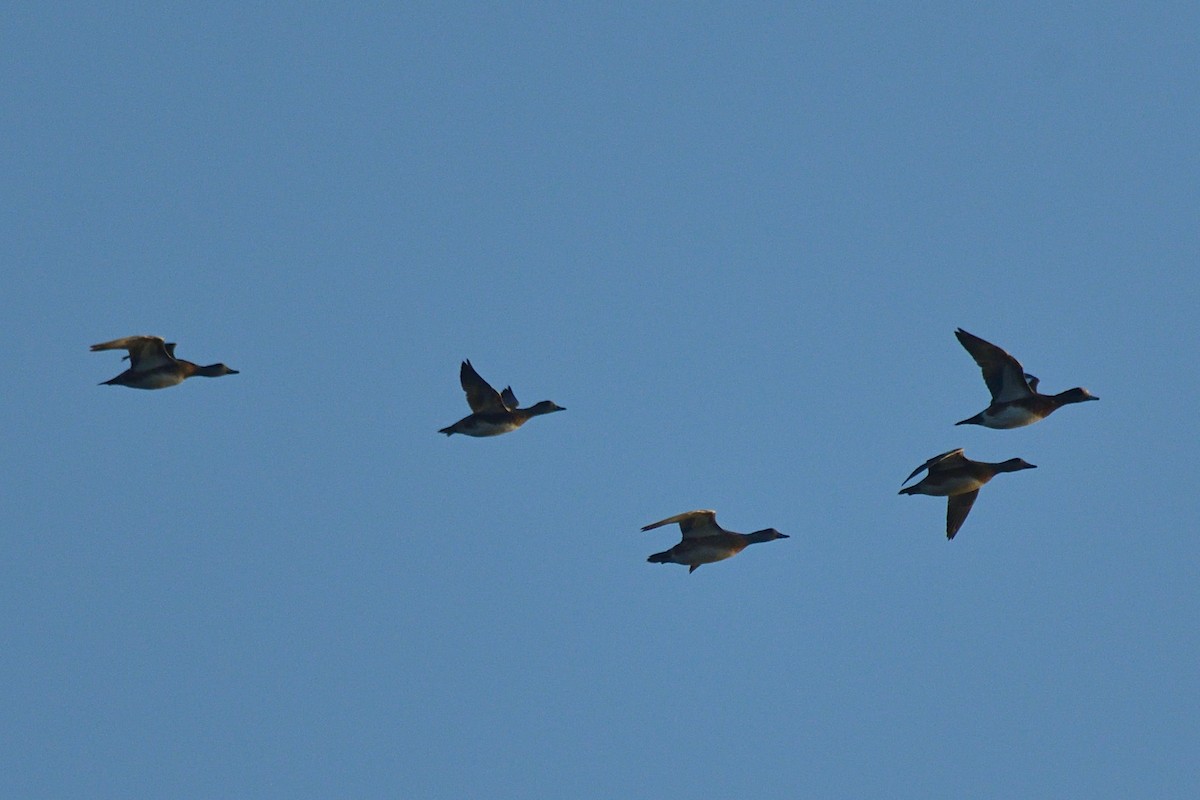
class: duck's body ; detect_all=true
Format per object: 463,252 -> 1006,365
439,404 -> 563,437
898,448 -> 1036,539
439,360 -> 564,437
642,509 -> 788,573
954,328 -> 1097,428
91,336 -> 238,390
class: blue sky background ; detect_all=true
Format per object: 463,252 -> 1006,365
3,4 -> 1198,798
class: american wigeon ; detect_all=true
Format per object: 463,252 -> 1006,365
898,448 -> 1036,539
91,335 -> 238,390
642,510 -> 788,573
439,359 -> 564,437
954,328 -> 1098,428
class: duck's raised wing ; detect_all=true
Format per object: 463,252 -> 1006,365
90,335 -> 175,372
955,329 -> 1033,402
641,509 -> 724,539
459,360 -> 508,413
903,448 -> 967,484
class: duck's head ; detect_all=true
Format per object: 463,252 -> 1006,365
1060,387 -> 1098,403
529,400 -> 565,415
198,363 -> 240,377
748,528 -> 789,543
998,458 -> 1037,473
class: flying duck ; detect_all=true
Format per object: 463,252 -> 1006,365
439,360 -> 564,437
642,510 -> 788,572
954,328 -> 1098,428
898,448 -> 1036,539
91,335 -> 238,389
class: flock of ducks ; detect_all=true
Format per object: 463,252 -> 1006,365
92,328 -> 1097,571
899,328 -> 1098,540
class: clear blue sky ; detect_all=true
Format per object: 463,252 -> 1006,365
3,4 -> 1198,798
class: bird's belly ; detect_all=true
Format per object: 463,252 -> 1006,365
462,419 -> 521,437
684,542 -> 738,564
126,371 -> 185,389
922,475 -> 985,496
983,404 -> 1040,428
942,476 -> 985,495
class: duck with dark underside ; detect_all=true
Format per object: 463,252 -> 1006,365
642,510 -> 788,573
954,328 -> 1097,429
439,359 -> 564,437
91,335 -> 239,390
898,448 -> 1036,540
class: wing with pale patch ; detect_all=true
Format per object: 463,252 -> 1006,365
955,329 -> 1033,402
91,335 -> 175,372
946,490 -> 979,539
641,509 -> 723,539
904,448 -> 966,484
459,360 -> 508,413
122,342 -> 177,362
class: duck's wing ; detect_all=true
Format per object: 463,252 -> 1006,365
955,329 -> 1033,402
500,386 -> 519,411
459,360 -> 507,413
121,342 -> 177,362
903,448 -> 967,484
90,335 -> 175,372
641,509 -> 724,539
946,490 -> 979,540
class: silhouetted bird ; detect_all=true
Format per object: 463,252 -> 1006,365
954,328 -> 1097,428
91,335 -> 238,390
899,448 -> 1036,539
643,510 -> 788,573
439,360 -> 564,437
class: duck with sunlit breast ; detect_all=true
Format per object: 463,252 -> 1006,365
91,335 -> 239,390
439,360 -> 565,437
953,328 -> 1097,429
643,510 -> 789,573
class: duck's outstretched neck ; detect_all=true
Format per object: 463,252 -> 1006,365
744,528 -> 788,544
194,363 -> 239,378
991,458 -> 1036,474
